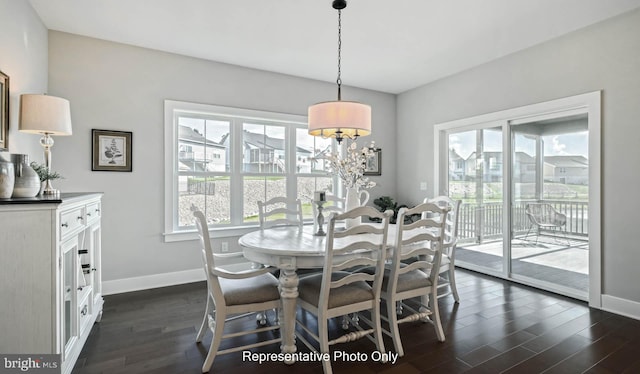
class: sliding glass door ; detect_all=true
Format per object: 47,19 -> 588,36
510,115 -> 589,298
435,92 -> 600,303
447,125 -> 505,276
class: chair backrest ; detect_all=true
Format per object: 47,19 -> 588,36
423,196 -> 461,251
193,210 -> 225,307
257,196 -> 304,229
526,203 -> 566,226
389,202 -> 449,294
320,206 -> 393,310
323,193 -> 346,214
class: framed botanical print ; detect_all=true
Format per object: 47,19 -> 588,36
364,148 -> 381,176
0,70 -> 9,151
92,129 -> 132,172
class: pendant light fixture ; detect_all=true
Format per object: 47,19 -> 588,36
308,0 -> 371,144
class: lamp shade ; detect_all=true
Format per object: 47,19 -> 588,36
19,94 -> 72,136
308,100 -> 371,139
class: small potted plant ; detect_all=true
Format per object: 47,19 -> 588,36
30,162 -> 63,194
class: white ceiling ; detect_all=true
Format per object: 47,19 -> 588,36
29,0 -> 640,94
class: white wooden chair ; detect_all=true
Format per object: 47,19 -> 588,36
423,196 -> 462,302
193,210 -> 281,373
524,202 -> 569,244
383,202 -> 449,356
295,206 -> 393,374
258,196 -> 303,229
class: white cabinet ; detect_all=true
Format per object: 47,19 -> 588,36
0,193 -> 103,374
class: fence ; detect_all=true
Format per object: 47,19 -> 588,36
458,200 -> 589,244
187,180 -> 216,195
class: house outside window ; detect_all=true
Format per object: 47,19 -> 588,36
164,100 -> 334,240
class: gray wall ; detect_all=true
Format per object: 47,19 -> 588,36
397,9 -> 640,303
0,0 -> 48,158
47,31 -> 396,284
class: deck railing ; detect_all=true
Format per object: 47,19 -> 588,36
458,200 -> 588,244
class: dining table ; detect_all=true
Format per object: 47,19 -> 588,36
238,223 -> 402,363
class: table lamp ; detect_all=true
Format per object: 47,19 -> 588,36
19,94 -> 72,195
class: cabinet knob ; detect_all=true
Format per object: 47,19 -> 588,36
87,212 -> 92,217
77,216 -> 83,221
61,223 -> 69,228
81,305 -> 88,316
77,286 -> 84,291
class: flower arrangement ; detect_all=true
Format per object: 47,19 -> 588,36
30,162 -> 63,182
324,141 -> 377,189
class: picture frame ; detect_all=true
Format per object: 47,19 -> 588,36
364,148 -> 381,176
0,70 -> 9,151
92,129 -> 132,172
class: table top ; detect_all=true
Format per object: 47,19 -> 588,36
239,224 -> 404,269
239,224 -> 397,256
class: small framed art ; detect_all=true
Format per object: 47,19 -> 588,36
92,129 -> 132,172
364,148 -> 381,176
0,70 -> 9,151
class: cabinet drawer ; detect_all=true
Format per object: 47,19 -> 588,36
60,207 -> 85,238
86,202 -> 101,223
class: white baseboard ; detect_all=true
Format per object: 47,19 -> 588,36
601,294 -> 640,320
102,268 -> 205,295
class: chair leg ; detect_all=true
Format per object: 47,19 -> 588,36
386,298 -> 403,357
318,316 -> 332,374
371,302 -> 387,361
340,315 -> 352,330
396,301 -> 403,315
430,289 -> 445,342
202,311 -> 226,373
524,224 -> 539,243
449,267 -> 460,303
420,294 -> 431,322
196,295 -> 211,343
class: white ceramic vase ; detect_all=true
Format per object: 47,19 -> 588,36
0,160 -> 14,198
11,154 -> 41,198
344,187 -> 370,229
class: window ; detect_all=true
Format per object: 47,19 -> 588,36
164,100 -> 334,240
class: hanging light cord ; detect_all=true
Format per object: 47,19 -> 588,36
336,9 -> 342,101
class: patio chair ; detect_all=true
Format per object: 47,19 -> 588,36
193,210 -> 281,373
524,203 -> 569,244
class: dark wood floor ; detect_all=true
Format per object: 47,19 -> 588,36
73,269 -> 640,373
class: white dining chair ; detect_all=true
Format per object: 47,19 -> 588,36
295,206 -> 393,374
423,196 -> 462,302
382,202 -> 449,356
193,210 -> 281,373
258,196 -> 303,229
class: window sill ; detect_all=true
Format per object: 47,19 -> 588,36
163,225 -> 260,243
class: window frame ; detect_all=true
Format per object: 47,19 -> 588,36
164,100 -> 333,242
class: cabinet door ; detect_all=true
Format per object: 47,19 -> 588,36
89,222 -> 102,304
61,236 -> 79,361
